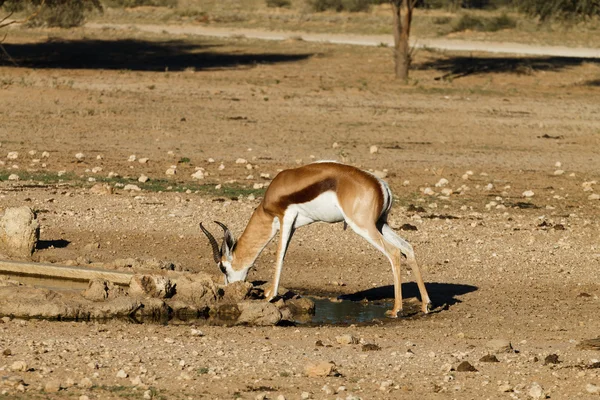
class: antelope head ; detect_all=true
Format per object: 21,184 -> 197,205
199,221 -> 248,284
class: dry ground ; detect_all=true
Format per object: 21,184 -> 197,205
0,24 -> 600,399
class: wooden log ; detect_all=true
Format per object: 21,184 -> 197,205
0,259 -> 133,286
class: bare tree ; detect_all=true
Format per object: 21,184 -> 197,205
390,0 -> 417,81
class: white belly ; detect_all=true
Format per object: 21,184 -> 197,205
288,191 -> 344,227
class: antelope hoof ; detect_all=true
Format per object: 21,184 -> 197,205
422,301 -> 433,314
264,287 -> 276,301
385,309 -> 403,318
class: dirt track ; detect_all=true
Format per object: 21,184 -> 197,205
0,23 -> 599,399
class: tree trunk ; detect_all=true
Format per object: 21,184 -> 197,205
391,0 -> 414,81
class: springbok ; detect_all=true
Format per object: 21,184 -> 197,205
200,161 -> 431,317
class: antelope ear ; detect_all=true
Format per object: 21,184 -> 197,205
221,233 -> 235,260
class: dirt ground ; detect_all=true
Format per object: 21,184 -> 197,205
1,24 -> 600,399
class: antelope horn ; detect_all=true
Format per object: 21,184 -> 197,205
199,222 -> 221,263
214,221 -> 229,233
214,220 -> 235,249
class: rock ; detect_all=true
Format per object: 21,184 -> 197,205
362,343 -> 381,351
129,275 -> 174,299
41,151 -> 50,158
586,384 -> 600,394
486,339 -> 513,353
90,183 -> 113,195
123,184 -> 142,192
219,281 -> 253,303
276,395 -> 286,400
78,377 -> 93,389
554,169 -> 564,175
589,193 -> 600,201
128,155 -> 136,162
44,379 -> 62,393
479,354 -> 499,363
75,153 -> 85,161
235,158 -> 247,164
172,274 -> 219,308
3,348 -> 11,356
379,380 -> 394,391
116,369 -> 128,378
190,328 -> 204,337
82,279 -> 123,301
143,390 -> 153,399
10,360 -> 28,372
529,382 -> 546,399
301,392 -> 311,399
285,297 -> 315,315
498,383 -> 513,393
336,334 -> 359,345
166,166 -> 177,175
369,145 -> 378,154
138,175 -> 149,183
321,385 -> 334,395
8,174 -> 19,181
305,361 -> 337,377
236,301 -> 282,326
423,187 -> 435,196
544,354 -> 560,365
435,178 -> 449,187
191,170 -> 205,180
7,151 -> 18,159
456,361 -> 477,372
0,206 -> 39,258
138,157 -> 149,164
522,190 -> 535,198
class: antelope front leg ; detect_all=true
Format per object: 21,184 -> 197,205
265,215 -> 296,301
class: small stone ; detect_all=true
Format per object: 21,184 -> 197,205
479,354 -> 499,363
138,175 -> 149,183
123,184 -> 142,192
143,389 -> 153,399
529,382 -> 546,399
191,170 -> 205,180
336,334 -> 359,345
586,384 -> 600,394
522,190 -> 535,198
554,169 -> 564,175
456,361 -> 477,372
44,379 -> 62,393
3,348 -> 11,356
90,183 -> 113,195
10,360 -> 28,372
190,328 -> 204,337
379,380 -> 394,391
79,396 -> 90,400
276,395 -> 286,400
321,384 -> 334,395
218,163 -> 225,170
588,193 -> 600,201
544,354 -> 560,365
305,361 -> 337,377
138,157 -> 149,164
486,339 -> 513,353
301,392 -> 311,399
332,142 -> 339,148
499,383 -> 513,392
254,394 -> 267,400
116,369 -> 128,378
369,145 -> 378,154
441,188 -> 453,196
253,183 -> 264,189
128,155 -> 136,162
75,152 -> 85,161
8,173 -> 19,181
423,187 -> 435,195
236,158 -> 247,164
7,151 -> 18,160
91,166 -> 103,173
435,178 -> 449,187
166,166 -> 177,175
79,377 -> 93,388
362,343 -> 381,351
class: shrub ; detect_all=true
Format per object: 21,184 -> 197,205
266,0 -> 291,8
102,0 -> 178,7
452,12 -> 516,32
306,0 -> 371,12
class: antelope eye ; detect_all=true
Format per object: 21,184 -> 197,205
219,263 -> 226,274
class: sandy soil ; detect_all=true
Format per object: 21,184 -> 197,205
0,24 -> 599,399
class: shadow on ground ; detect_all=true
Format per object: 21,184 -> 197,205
1,38 -> 312,71
36,239 -> 70,250
416,55 -> 600,81
340,282 -> 478,309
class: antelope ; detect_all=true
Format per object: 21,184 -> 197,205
200,161 -> 432,317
